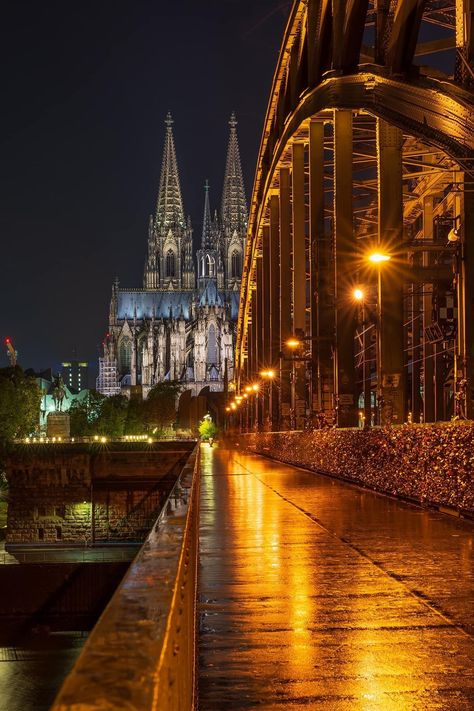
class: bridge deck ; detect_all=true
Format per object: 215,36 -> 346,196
198,444 -> 474,709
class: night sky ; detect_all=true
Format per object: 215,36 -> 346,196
1,0 -> 290,377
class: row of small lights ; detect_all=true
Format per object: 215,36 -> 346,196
24,436 -> 107,444
23,435 -> 153,444
226,379 -> 274,412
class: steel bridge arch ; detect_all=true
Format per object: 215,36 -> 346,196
237,0 -> 474,428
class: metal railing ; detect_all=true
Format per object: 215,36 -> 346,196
51,444 -> 200,710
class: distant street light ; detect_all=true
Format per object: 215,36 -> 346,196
353,287 -> 364,302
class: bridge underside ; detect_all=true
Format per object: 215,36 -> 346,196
236,0 -> 474,428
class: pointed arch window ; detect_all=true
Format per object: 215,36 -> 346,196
206,254 -> 215,277
166,250 -> 176,277
207,324 -> 217,365
119,337 -> 132,374
231,250 -> 241,278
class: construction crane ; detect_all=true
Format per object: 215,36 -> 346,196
5,337 -> 17,367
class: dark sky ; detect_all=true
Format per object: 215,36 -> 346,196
1,0 -> 290,375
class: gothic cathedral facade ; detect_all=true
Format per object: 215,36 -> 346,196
97,113 -> 247,397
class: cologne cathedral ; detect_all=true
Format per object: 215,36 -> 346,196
97,113 -> 247,397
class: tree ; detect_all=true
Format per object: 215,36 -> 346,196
69,390 -> 106,437
69,398 -> 90,437
125,397 -> 146,435
145,382 -> 180,432
198,416 -> 217,441
0,367 -> 41,445
96,395 -> 128,437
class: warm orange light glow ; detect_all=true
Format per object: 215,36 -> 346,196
225,406 -> 231,412
286,338 -> 301,349
252,383 -> 260,392
353,288 -> 364,302
260,370 -> 275,379
243,393 -> 248,398
230,402 -> 237,410
368,252 -> 391,264
244,386 -> 252,393
235,395 -> 243,402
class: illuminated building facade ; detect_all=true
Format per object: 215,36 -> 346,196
97,113 -> 247,396
61,360 -> 89,392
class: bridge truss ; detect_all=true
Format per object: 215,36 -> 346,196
236,0 -> 474,429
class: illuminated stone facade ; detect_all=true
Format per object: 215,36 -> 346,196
97,113 -> 247,397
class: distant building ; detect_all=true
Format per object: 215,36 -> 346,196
97,113 -> 247,398
61,360 -> 89,392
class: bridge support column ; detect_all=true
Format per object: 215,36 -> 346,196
279,167 -> 292,429
262,226 -> 272,429
269,194 -> 281,429
292,142 -> 307,429
247,295 -> 256,430
410,266 -> 422,423
377,119 -> 405,425
309,119 -> 332,420
459,183 -> 474,418
256,252 -> 264,429
422,196 -> 435,422
334,110 -> 357,427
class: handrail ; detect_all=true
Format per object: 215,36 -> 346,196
50,444 -> 200,710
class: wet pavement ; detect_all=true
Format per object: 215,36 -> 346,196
198,444 -> 474,710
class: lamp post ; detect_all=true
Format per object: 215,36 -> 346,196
353,287 -> 371,427
285,338 -> 300,429
251,382 -> 260,431
368,251 -> 391,425
259,370 -> 275,430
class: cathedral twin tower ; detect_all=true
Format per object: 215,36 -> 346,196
144,112 -> 247,292
97,113 -> 248,396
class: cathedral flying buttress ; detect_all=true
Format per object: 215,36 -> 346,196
97,113 -> 247,397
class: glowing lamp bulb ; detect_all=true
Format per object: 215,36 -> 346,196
368,252 -> 391,264
353,288 -> 364,301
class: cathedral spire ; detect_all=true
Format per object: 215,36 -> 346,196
202,180 -> 213,248
155,112 -> 185,229
221,112 -> 248,235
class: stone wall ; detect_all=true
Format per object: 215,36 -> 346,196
240,423 -> 474,515
4,443 -> 194,545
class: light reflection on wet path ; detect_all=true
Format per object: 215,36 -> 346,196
198,444 -> 474,709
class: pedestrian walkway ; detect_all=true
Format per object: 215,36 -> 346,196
198,443 -> 474,709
